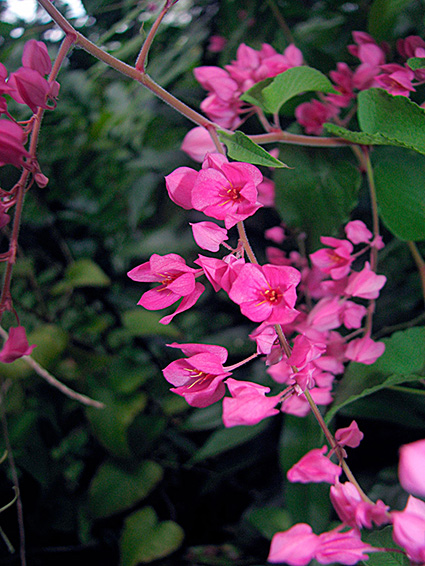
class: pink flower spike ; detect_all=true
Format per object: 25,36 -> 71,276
22,39 -> 52,76
181,127 -> 221,163
315,526 -> 376,565
287,446 -> 342,484
190,221 -> 228,252
0,120 -> 30,169
392,496 -> 425,564
164,166 -> 197,210
229,263 -> 301,325
344,220 -> 372,244
0,326 -> 36,363
222,378 -> 280,427
268,524 -> 320,565
8,67 -> 51,113
335,421 -> 364,448
399,438 -> 425,499
345,335 -> 385,365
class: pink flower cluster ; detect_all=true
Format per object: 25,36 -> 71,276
0,40 -> 59,172
296,32 -> 425,135
194,42 -> 303,129
268,435 -> 425,565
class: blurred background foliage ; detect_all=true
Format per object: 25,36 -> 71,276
0,0 -> 424,564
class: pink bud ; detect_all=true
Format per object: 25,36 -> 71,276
398,439 -> 425,499
0,326 -> 36,363
287,445 -> 342,484
190,221 -> 228,252
335,421 -> 364,448
22,39 -> 52,76
0,119 -> 30,169
181,127 -> 219,163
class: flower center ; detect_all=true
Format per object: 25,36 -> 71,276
263,287 -> 281,304
185,368 -> 212,389
219,182 -> 242,205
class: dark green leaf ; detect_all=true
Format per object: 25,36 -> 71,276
218,130 -> 288,167
89,460 -> 163,518
190,421 -> 267,463
241,67 -> 336,114
368,0 -> 414,41
362,526 -> 410,566
326,327 -> 425,423
120,506 -> 184,565
324,123 -> 394,146
51,259 -> 111,294
275,146 -> 361,250
374,152 -> 425,241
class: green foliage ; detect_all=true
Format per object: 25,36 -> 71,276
120,507 -> 184,565
368,0 -> 415,41
241,66 -> 336,114
274,146 -> 361,249
218,130 -> 288,167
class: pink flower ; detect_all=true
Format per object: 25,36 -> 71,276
330,480 -> 390,529
249,323 -> 278,356
127,253 -> 204,324
345,335 -> 385,365
310,237 -> 354,280
306,297 -> 343,332
165,166 -> 197,210
287,446 -> 342,484
229,263 -> 301,325
257,177 -> 275,207
22,39 -> 52,76
295,100 -> 339,135
162,343 -> 230,407
288,334 -> 326,370
315,526 -> 376,565
335,421 -> 364,448
181,127 -> 220,162
375,64 -> 415,97
0,326 -> 36,363
195,254 -> 245,293
327,63 -> 355,108
392,496 -> 425,564
0,119 -> 30,169
207,35 -> 227,53
341,301 -> 367,329
398,439 -> 425,499
191,160 -> 263,229
344,262 -> 386,300
190,221 -> 228,252
265,226 -> 286,244
344,220 -> 372,244
222,378 -> 281,427
268,523 -> 320,565
8,67 -> 52,113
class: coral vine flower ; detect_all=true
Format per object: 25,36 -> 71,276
344,262 -> 386,300
392,496 -> 425,564
310,237 -> 354,280
0,119 -> 30,168
398,439 -> 425,499
162,343 -> 230,407
190,221 -> 228,252
287,446 -> 342,484
229,263 -> 301,324
335,420 -> 364,448
0,326 -> 36,363
222,378 -> 281,427
127,253 -> 204,324
192,160 -> 263,228
345,334 -> 385,365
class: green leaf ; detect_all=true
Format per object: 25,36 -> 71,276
217,130 -> 288,168
358,89 -> 425,156
87,389 -> 147,458
374,151 -> 425,241
241,67 -> 336,114
51,258 -> 110,294
120,507 -> 184,565
363,526 -> 410,566
190,421 -> 267,464
246,507 -> 291,540
324,123 -> 394,146
407,57 -> 425,70
368,0 -> 414,41
89,460 -> 163,519
326,327 -> 425,423
274,146 -> 361,250
122,308 -> 180,338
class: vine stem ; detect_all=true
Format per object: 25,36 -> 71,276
135,1 -> 170,71
407,241 -> 425,308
